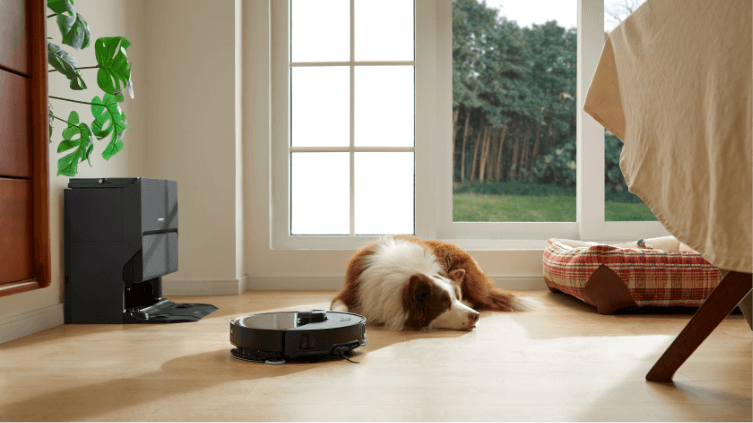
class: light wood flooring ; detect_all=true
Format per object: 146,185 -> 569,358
0,290 -> 750,422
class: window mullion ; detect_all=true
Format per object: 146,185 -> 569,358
349,0 -> 355,237
577,0 -> 605,240
291,146 -> 415,153
291,61 -> 414,67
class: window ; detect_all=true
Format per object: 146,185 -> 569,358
452,0 -> 578,224
602,0 -> 656,222
271,0 -> 669,250
274,0 -> 417,248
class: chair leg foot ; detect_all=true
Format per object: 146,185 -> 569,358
646,270 -> 752,382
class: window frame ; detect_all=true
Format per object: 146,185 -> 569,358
270,0 -> 669,251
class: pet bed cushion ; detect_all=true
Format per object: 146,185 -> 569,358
543,236 -> 723,314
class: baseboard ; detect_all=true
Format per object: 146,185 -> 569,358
246,275 -> 547,291
162,275 -> 248,296
0,304 -> 64,345
247,276 -> 344,290
160,274 -> 547,293
488,275 -> 548,291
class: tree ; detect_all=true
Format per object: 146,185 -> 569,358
451,0 -> 578,188
453,0 -> 529,182
605,0 -> 645,29
516,22 -> 575,181
453,0 -> 498,181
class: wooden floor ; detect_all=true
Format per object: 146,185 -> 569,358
0,290 -> 750,422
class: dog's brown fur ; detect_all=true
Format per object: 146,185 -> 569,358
395,235 -> 514,311
332,239 -> 377,312
402,274 -> 452,330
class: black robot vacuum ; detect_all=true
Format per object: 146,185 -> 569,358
230,310 -> 367,364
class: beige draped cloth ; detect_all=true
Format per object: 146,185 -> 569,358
584,0 -> 752,273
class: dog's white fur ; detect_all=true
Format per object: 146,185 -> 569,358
332,237 -> 480,330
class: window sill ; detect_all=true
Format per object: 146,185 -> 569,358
271,236 -> 644,252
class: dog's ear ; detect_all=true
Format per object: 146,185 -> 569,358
448,268 -> 465,282
443,252 -> 455,270
407,274 -> 432,307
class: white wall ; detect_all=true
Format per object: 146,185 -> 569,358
0,0 -> 148,339
2,0 -> 547,344
142,0 -> 244,287
1,0 -> 251,343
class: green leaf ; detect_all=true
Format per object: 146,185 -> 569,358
90,93 -> 124,139
90,94 -> 127,160
102,128 -> 125,160
113,78 -> 134,100
47,0 -> 75,15
95,37 -> 132,96
122,111 -> 135,131
56,12 -> 90,50
57,111 -> 93,177
68,110 -> 79,126
47,41 -> 86,90
48,105 -> 54,141
86,144 -> 93,166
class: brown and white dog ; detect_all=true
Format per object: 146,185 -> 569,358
330,235 -> 537,331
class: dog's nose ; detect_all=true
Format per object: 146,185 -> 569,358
468,311 -> 479,323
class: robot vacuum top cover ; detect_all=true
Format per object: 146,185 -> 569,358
230,310 -> 367,364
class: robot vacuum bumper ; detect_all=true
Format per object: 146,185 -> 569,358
230,310 -> 367,364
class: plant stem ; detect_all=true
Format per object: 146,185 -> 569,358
53,115 -> 76,126
48,65 -> 99,73
47,13 -> 58,18
49,95 -> 97,106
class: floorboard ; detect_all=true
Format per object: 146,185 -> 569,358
0,290 -> 749,422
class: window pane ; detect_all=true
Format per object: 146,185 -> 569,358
355,66 -> 414,147
452,0 -> 577,222
291,0 -> 350,62
604,0 -> 646,33
354,0 -> 414,61
355,152 -> 414,235
292,67 -> 350,147
603,0 -> 657,222
291,153 -> 350,235
604,129 -> 658,221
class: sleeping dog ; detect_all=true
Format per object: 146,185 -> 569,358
331,235 -> 537,331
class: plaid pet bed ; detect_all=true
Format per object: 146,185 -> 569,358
543,238 -> 722,313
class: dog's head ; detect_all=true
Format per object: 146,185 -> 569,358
401,268 -> 480,331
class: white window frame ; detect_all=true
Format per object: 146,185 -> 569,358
271,0 -> 669,251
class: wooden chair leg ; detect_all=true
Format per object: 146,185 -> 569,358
646,270 -> 752,382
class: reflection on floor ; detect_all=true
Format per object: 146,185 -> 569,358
0,290 -> 750,422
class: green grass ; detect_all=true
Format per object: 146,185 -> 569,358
453,193 -> 658,222
604,201 -> 659,222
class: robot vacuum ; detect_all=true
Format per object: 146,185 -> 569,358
230,310 -> 367,364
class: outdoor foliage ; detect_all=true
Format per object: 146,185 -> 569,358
452,0 -> 629,196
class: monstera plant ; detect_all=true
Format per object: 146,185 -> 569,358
46,0 -> 134,177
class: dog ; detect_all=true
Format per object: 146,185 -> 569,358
330,235 -> 537,331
